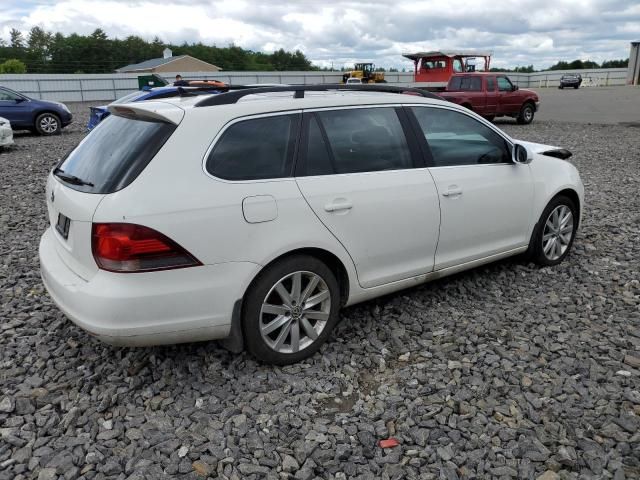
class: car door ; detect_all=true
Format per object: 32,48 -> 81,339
496,76 -> 519,114
408,105 -> 534,270
0,88 -> 31,127
485,76 -> 498,113
295,106 -> 441,288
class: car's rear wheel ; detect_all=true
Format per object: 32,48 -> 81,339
517,103 -> 535,124
530,195 -> 578,266
35,113 -> 61,135
243,255 -> 340,365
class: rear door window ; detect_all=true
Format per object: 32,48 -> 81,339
298,107 -> 413,176
449,76 -> 481,91
486,77 -> 496,91
56,115 -> 176,194
206,114 -> 299,181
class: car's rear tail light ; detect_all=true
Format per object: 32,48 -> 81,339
91,223 -> 202,273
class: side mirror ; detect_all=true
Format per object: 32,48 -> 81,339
512,84 -> 519,91
15,97 -> 26,103
513,144 -> 532,164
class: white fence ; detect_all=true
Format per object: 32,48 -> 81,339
0,68 -> 629,102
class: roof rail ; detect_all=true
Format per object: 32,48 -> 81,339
194,84 -> 442,107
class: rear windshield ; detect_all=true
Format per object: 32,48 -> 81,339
55,115 -> 175,194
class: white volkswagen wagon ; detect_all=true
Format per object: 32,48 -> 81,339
39,85 -> 583,364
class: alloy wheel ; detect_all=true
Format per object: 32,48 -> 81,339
260,271 -> 331,354
40,116 -> 59,134
542,205 -> 574,261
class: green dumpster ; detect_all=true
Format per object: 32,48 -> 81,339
137,73 -> 169,90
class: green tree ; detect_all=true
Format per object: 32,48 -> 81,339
601,58 -> 628,68
0,59 -> 27,73
10,29 -> 25,49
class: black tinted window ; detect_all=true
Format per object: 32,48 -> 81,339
56,115 -> 175,194
412,107 -> 511,167
207,114 -> 298,180
449,76 -> 482,91
302,108 -> 412,175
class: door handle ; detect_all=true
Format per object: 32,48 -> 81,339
442,187 -> 463,197
324,200 -> 353,212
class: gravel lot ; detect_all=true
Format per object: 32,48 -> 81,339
1,103 -> 639,480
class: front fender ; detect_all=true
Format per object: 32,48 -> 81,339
529,155 -> 584,231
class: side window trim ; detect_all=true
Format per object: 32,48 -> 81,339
402,106 -> 435,168
202,110 -> 302,183
294,112 -> 338,177
395,106 -> 427,169
313,112 -> 339,172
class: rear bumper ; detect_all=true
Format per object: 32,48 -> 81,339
39,227 -> 258,346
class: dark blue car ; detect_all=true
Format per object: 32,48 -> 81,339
0,86 -> 73,135
87,86 -> 223,131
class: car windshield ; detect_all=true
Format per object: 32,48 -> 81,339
55,115 -> 175,194
0,87 -> 26,101
112,91 -> 147,105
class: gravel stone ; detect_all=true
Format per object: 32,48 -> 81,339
282,454 -> 300,473
1,105 -> 639,480
0,397 -> 14,413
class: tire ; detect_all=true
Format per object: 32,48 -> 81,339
574,86 -> 579,89
242,255 -> 341,365
559,85 -> 564,89
517,103 -> 535,124
35,113 -> 61,135
529,195 -> 578,266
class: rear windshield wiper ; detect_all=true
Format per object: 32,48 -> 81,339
53,168 -> 95,187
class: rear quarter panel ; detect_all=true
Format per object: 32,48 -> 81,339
92,107 -> 359,301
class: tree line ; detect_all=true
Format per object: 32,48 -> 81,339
490,58 -> 629,73
0,27 -> 315,73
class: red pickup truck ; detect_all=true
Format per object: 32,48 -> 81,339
439,73 -> 540,124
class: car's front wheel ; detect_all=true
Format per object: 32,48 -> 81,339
530,195 -> 578,266
35,113 -> 61,135
243,255 -> 341,365
517,103 -> 535,124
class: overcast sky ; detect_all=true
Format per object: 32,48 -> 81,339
1,0 -> 638,70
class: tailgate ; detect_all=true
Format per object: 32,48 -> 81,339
45,174 -> 104,281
